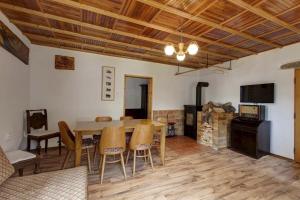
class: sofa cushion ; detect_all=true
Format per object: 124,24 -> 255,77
0,147 -> 15,185
0,166 -> 87,200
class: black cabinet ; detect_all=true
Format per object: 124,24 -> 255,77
230,118 -> 270,158
184,105 -> 197,139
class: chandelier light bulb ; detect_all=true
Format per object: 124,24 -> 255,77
187,41 -> 199,55
176,53 -> 186,62
164,44 -> 175,56
164,41 -> 199,61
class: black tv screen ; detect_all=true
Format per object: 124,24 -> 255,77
240,83 -> 274,103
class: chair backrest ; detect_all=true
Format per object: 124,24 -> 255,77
95,116 -> 112,122
26,109 -> 48,134
130,124 -> 154,150
99,126 -> 126,155
157,117 -> 167,124
58,121 -> 75,151
120,116 -> 133,121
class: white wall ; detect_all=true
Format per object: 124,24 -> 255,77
29,45 -> 198,135
195,43 -> 300,159
24,21 -> 300,159
0,11 -> 31,151
125,77 -> 148,109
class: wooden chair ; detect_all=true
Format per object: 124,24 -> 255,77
120,116 -> 134,150
93,116 -> 113,166
120,116 -> 133,120
58,121 -> 93,173
99,126 -> 127,184
26,109 -> 61,155
153,117 -> 167,148
157,117 -> 167,124
95,116 -> 113,122
126,124 -> 154,176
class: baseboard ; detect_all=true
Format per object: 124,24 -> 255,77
269,153 -> 294,162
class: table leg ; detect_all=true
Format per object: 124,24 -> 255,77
160,125 -> 166,166
75,131 -> 82,167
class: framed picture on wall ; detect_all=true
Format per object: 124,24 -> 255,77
101,66 -> 115,101
55,55 -> 75,70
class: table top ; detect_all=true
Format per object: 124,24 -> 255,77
74,119 -> 165,133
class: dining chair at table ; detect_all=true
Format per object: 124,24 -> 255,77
120,116 -> 134,120
93,116 -> 113,166
99,126 -> 127,184
120,116 -> 134,145
153,117 -> 167,150
58,121 -> 94,173
95,116 -> 113,122
126,124 -> 154,176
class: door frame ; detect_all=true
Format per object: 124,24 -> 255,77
295,69 -> 300,162
124,74 -> 153,119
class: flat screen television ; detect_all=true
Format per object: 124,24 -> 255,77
240,83 -> 274,103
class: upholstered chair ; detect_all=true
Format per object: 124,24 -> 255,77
153,117 -> 167,149
98,126 -> 126,184
120,116 -> 134,120
95,116 -> 113,122
126,124 -> 154,176
93,116 -> 113,166
58,121 -> 94,173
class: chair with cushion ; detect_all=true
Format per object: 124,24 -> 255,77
120,116 -> 134,146
95,116 -> 112,122
99,126 -> 127,184
26,109 -> 61,155
58,121 -> 94,173
5,150 -> 39,176
153,117 -> 167,149
120,116 -> 133,120
93,116 -> 113,165
126,124 -> 154,176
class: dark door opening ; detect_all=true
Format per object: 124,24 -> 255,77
124,76 -> 152,119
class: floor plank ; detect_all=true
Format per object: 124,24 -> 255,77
19,136 -> 300,200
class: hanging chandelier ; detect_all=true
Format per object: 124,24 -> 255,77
164,41 -> 199,62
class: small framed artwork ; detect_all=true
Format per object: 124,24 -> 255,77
55,55 -> 75,70
102,66 -> 115,101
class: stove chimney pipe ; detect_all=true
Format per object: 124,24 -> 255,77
196,82 -> 209,111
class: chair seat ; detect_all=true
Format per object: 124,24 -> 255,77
104,147 -> 124,154
82,138 -> 95,147
136,144 -> 151,150
5,150 -> 36,164
28,130 -> 59,137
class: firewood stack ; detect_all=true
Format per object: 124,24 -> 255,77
198,101 -> 235,150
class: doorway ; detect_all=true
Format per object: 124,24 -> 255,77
124,75 -> 152,119
295,69 -> 300,162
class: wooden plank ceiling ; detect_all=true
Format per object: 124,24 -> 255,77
1,0 -> 300,69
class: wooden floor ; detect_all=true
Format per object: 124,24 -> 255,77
20,136 -> 300,200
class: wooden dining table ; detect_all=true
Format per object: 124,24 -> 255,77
73,119 -> 167,167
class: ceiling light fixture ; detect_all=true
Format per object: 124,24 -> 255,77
164,41 -> 199,62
